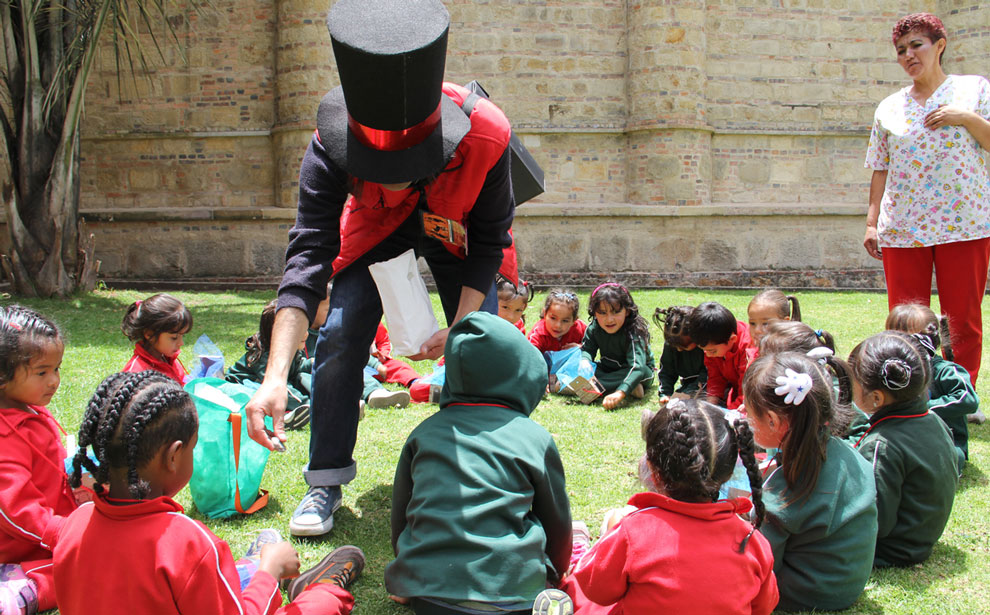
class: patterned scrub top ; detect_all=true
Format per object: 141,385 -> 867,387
865,74 -> 990,248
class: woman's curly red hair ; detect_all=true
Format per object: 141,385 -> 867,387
892,13 -> 946,46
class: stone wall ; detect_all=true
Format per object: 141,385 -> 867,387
13,0 -> 986,288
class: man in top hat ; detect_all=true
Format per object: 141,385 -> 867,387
245,0 -> 519,537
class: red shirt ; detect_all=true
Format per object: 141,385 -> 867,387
528,319 -> 588,353
0,405 -> 76,565
704,321 -> 756,410
563,492 -> 777,615
373,322 -> 393,361
55,494 -> 352,615
123,343 -> 189,385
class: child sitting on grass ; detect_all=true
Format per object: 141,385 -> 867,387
581,283 -> 655,410
747,289 -> 801,350
885,304 -> 978,468
848,332 -> 958,567
744,352 -> 878,611
0,306 -> 75,615
652,305 -> 707,405
121,293 -> 192,384
55,370 -> 364,615
386,312 -> 571,615
686,302 -> 754,410
561,399 -> 777,615
497,277 -> 534,335
528,290 -> 587,353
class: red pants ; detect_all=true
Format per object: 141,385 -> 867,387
279,583 -> 354,614
380,358 -> 420,388
883,237 -> 990,386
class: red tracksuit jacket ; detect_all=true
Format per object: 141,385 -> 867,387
562,492 -> 778,615
527,319 -> 588,353
123,343 -> 189,385
704,320 -> 756,410
54,494 -> 354,615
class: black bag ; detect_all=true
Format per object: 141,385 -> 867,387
460,81 -> 546,206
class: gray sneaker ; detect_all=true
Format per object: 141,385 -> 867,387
287,545 -> 365,601
243,528 -> 283,559
284,404 -> 311,431
289,486 -> 342,537
532,589 -> 573,615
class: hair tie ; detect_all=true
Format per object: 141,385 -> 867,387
135,300 -> 143,308
7,321 -> 21,331
881,358 -> 912,391
911,333 -> 936,358
814,329 -> 823,338
774,368 -> 813,405
592,282 -> 623,296
806,346 -> 833,366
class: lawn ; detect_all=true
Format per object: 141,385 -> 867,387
7,288 -> 990,615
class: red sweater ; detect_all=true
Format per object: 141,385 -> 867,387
123,343 -> 188,385
704,321 -> 755,410
54,494 -> 358,615
563,492 -> 777,615
0,405 -> 76,565
527,319 -> 588,353
373,322 -> 393,361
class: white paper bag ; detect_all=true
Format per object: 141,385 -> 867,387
368,249 -> 440,356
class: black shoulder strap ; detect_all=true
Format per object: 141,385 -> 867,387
460,92 -> 480,117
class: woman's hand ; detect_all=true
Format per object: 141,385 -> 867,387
863,225 -> 882,260
924,104 -> 973,130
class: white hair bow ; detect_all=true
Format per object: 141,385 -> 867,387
774,368 -> 813,405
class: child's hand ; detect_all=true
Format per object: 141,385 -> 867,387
602,390 -> 625,410
377,364 -> 388,379
657,394 -> 670,407
259,542 -> 301,580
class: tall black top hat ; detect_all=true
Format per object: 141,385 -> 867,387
317,0 -> 471,184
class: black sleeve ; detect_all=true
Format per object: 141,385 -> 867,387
277,134 -> 350,322
460,146 -> 514,294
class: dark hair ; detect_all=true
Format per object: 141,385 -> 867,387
743,352 -> 832,504
0,305 -> 64,387
892,13 -> 947,64
645,399 -> 764,552
848,332 -> 931,406
540,289 -> 580,321
684,302 -> 736,347
760,320 -> 834,355
749,289 -> 801,322
653,305 -> 695,347
70,371 -> 198,499
886,303 -> 953,361
588,283 -> 650,344
245,299 -> 278,367
496,277 -> 534,304
121,294 -> 193,343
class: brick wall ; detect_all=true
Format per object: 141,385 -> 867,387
50,0 -> 988,288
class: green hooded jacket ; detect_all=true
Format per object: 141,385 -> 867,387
385,312 -> 572,606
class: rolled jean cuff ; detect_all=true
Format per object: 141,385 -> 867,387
304,462 -> 356,487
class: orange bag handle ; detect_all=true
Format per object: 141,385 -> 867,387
227,412 -> 269,515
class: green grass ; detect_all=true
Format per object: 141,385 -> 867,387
7,288 -> 990,614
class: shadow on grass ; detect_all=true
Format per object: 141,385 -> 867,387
869,542 -> 968,593
958,462 -> 987,493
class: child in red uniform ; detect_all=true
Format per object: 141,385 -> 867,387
686,302 -> 755,409
561,399 -> 777,615
497,278 -> 533,335
746,289 -> 801,350
0,306 -> 76,615
528,290 -> 587,353
55,370 -> 365,615
121,293 -> 193,384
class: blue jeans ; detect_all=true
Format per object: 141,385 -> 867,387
304,214 -> 498,487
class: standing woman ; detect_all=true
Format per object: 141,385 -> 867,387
864,12 -> 990,391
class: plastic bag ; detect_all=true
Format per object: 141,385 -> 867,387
549,347 -> 596,389
368,249 -> 440,356
190,334 -> 225,379
718,409 -> 753,501
185,378 -> 271,519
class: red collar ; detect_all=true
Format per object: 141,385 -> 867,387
92,493 -> 184,520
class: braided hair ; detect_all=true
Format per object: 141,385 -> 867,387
644,399 -> 765,552
653,305 -> 695,348
70,371 -> 198,499
0,305 -> 63,387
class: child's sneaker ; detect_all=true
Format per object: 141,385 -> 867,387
0,564 -> 38,615
286,545 -> 365,601
284,404 -> 311,430
967,410 -> 986,424
244,528 -> 284,560
532,588 -> 573,615
367,388 -> 411,409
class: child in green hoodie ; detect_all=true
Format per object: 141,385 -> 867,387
385,312 -> 572,615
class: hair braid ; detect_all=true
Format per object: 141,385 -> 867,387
732,420 -> 765,553
650,403 -> 713,501
70,372 -> 132,490
122,387 -> 189,498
